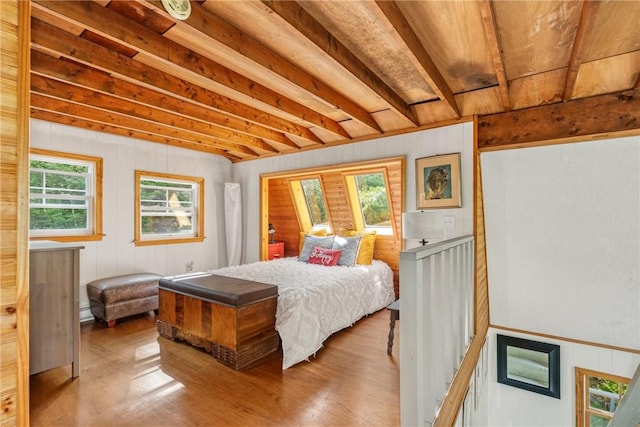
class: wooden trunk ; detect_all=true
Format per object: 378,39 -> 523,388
157,275 -> 279,370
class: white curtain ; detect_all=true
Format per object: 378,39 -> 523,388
224,182 -> 242,266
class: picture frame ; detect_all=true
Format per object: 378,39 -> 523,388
415,153 -> 461,209
497,334 -> 561,399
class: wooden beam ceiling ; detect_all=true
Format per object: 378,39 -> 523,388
26,0 -> 640,161
477,88 -> 640,150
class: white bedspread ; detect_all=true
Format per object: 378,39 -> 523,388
211,257 -> 395,369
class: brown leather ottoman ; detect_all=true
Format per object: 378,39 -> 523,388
157,273 -> 279,370
87,273 -> 163,327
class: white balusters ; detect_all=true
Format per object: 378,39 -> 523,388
400,235 -> 475,427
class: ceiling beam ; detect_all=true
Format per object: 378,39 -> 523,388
31,0 -> 350,140
30,73 -> 275,154
30,50 -> 299,151
371,0 -> 460,118
259,0 -> 418,128
30,109 -> 241,160
30,18 -> 319,147
477,0 -> 510,112
30,93 -> 263,158
146,0 -> 390,133
477,88 -> 640,150
563,0 -> 601,101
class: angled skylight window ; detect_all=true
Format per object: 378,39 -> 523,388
301,178 -> 329,228
289,177 -> 332,233
344,170 -> 394,236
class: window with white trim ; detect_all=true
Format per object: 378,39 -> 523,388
29,149 -> 103,241
134,171 -> 204,245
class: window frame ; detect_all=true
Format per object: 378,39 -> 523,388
343,167 -> 396,237
258,156 -> 406,262
288,176 -> 333,234
29,148 -> 104,242
134,170 -> 205,246
575,367 -> 630,427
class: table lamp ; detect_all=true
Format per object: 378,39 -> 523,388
402,211 -> 439,246
268,223 -> 276,243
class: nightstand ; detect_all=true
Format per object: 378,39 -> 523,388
268,241 -> 285,260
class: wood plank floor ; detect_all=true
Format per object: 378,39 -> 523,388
30,308 -> 400,427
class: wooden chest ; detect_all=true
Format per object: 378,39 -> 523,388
157,274 -> 279,370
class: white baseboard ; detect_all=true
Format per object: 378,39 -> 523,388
80,305 -> 93,323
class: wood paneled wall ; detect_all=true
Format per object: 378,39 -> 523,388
0,1 -> 30,425
433,118 -> 490,426
266,177 -> 299,255
473,150 -> 490,338
264,157 -> 404,296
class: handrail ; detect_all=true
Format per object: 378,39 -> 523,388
399,235 -> 474,260
400,235 -> 475,426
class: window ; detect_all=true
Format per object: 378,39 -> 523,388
289,177 -> 332,233
301,178 -> 330,229
29,149 -> 103,241
134,171 -> 204,246
344,170 -> 394,235
575,367 -> 629,427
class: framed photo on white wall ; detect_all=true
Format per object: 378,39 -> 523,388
415,153 -> 461,209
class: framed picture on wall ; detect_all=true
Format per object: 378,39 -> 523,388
497,334 -> 561,399
415,153 -> 461,209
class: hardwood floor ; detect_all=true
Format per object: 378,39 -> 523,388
30,309 -> 400,427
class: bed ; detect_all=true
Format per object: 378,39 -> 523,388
210,256 -> 396,369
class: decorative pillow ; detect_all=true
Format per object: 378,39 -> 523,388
332,235 -> 362,267
307,246 -> 342,266
299,235 -> 335,262
298,229 -> 328,253
345,230 -> 376,265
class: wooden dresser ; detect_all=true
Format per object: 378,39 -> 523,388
29,241 -> 83,377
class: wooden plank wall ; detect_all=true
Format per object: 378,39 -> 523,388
433,119 -> 490,426
0,1 -> 30,426
267,177 -> 299,256
266,158 -> 404,296
473,149 -> 490,338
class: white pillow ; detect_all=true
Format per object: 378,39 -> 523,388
332,235 -> 362,267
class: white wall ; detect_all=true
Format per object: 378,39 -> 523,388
482,136 -> 640,350
481,135 -> 640,425
29,120 -> 474,318
31,119 -> 233,320
486,328 -> 640,426
232,121 -> 475,262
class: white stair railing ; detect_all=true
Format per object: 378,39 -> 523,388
400,235 -> 475,426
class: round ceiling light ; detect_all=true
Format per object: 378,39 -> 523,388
161,0 -> 191,20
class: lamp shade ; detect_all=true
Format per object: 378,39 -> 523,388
402,211 -> 442,242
